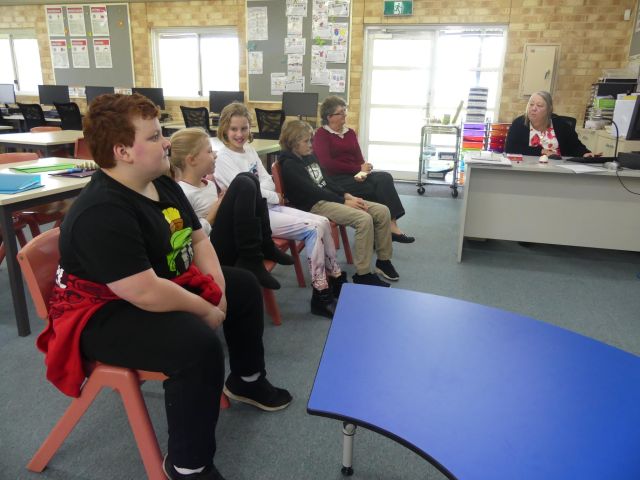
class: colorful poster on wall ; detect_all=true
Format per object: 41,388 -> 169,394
248,7 -> 268,41
67,6 -> 87,37
93,38 -> 113,68
331,23 -> 348,46
71,39 -> 90,68
90,5 -> 110,36
271,73 -> 287,95
285,37 -> 306,54
287,16 -> 303,36
46,6 -> 65,36
50,39 -> 69,68
287,54 -> 304,78
248,51 -> 263,74
329,69 -> 346,92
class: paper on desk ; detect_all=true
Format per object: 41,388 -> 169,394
465,153 -> 512,166
556,164 -> 606,173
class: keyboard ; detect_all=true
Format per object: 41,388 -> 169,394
565,156 -> 616,164
44,110 -> 60,119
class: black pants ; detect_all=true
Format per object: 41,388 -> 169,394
80,266 -> 265,469
328,171 -> 405,220
210,172 -> 269,266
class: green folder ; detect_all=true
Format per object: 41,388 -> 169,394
11,163 -> 77,173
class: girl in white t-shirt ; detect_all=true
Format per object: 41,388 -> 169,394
214,103 -> 347,319
169,127 -> 294,290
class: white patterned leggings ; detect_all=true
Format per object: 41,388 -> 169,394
268,204 -> 342,291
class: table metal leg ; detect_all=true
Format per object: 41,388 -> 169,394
341,422 -> 356,476
0,206 -> 31,336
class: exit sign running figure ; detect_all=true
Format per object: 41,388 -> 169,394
383,1 -> 413,16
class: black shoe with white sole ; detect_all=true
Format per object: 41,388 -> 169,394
223,373 -> 292,412
375,259 -> 399,281
163,455 -> 226,480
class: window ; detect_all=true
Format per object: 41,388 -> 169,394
152,28 -> 239,98
0,31 -> 43,94
360,26 -> 507,178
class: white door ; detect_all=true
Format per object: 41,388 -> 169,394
360,26 -> 507,181
360,28 -> 434,180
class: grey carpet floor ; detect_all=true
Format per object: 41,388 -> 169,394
0,194 -> 639,479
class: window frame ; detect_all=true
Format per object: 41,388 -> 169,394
0,29 -> 43,94
151,26 -> 240,101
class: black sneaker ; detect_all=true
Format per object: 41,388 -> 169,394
392,232 -> 415,243
375,259 -> 399,281
163,455 -> 226,480
223,373 -> 292,411
328,271 -> 348,298
352,272 -> 390,287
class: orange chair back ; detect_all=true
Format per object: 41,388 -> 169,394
0,152 -> 39,164
30,126 -> 62,133
16,228 -> 60,320
74,137 -> 93,159
270,160 -> 286,205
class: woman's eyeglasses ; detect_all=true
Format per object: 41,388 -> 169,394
330,110 -> 347,117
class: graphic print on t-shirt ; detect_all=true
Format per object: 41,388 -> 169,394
306,163 -> 327,188
162,206 -> 194,275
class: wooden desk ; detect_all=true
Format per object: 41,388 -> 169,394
0,157 -> 91,336
308,285 -> 640,479
0,130 -> 83,157
458,156 -> 640,261
3,114 -> 61,132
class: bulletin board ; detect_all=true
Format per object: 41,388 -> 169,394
246,0 -> 351,103
44,3 -> 134,87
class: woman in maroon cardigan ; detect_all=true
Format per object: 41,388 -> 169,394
313,96 -> 414,243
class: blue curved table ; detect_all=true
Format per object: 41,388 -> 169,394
307,284 -> 640,479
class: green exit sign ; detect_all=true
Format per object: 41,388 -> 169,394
384,0 -> 413,16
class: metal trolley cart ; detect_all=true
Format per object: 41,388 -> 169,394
417,124 -> 461,198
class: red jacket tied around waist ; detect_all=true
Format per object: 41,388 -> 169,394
37,264 -> 222,397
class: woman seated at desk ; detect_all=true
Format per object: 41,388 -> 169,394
505,90 -> 595,158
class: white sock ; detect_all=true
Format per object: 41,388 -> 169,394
241,372 -> 260,382
174,465 -> 205,475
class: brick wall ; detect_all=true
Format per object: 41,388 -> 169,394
1,0 -> 636,129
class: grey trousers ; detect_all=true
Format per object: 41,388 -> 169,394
310,200 -> 392,275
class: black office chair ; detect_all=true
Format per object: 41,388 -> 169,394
54,102 -> 83,130
556,115 -> 577,130
255,108 -> 285,140
17,103 -> 47,131
180,106 -> 213,136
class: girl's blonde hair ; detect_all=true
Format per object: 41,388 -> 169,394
279,119 -> 314,152
218,102 -> 253,147
169,127 -> 210,171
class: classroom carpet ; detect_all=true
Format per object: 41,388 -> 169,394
0,194 -> 639,479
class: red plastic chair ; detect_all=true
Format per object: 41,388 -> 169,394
74,137 -> 93,159
0,152 -> 70,237
271,160 -> 353,265
17,228 -> 229,479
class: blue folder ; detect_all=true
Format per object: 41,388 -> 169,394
0,173 -> 42,194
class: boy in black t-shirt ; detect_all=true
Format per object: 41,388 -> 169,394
46,94 -> 291,480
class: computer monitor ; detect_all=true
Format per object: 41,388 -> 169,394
282,92 -> 319,118
209,91 -> 244,115
38,84 -> 70,105
132,87 -> 165,109
624,97 -> 640,140
85,85 -> 115,104
0,83 -> 16,105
